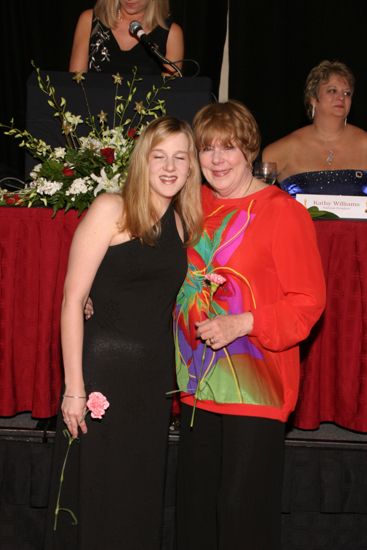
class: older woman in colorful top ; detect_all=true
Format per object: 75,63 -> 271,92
263,60 -> 367,196
173,100 -> 326,550
69,0 -> 184,74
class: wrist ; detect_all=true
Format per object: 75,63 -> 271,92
64,383 -> 86,395
63,394 -> 87,399
239,312 -> 254,337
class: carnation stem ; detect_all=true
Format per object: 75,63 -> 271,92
53,429 -> 78,531
190,342 -> 207,428
223,346 -> 243,403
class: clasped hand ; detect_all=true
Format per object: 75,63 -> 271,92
195,312 -> 254,350
62,396 -> 88,439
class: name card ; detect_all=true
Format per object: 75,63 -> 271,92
296,194 -> 367,219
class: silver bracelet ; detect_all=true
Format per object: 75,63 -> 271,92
63,394 -> 87,399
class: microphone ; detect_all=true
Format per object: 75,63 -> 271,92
129,20 -> 156,50
129,20 -> 183,77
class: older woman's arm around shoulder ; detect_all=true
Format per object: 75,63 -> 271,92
251,198 -> 326,351
69,9 -> 94,72
61,193 -> 124,438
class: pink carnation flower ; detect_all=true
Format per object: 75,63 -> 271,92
205,273 -> 227,286
86,391 -> 110,419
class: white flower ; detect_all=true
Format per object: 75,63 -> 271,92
37,140 -> 51,156
101,128 -> 128,148
35,178 -> 63,196
91,168 -> 121,196
53,147 -> 66,159
79,136 -> 103,151
64,111 -> 83,127
30,163 -> 42,179
66,178 -> 90,195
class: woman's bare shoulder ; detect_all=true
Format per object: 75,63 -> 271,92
263,127 -> 308,164
73,193 -> 125,243
264,127 -> 305,154
89,192 -> 123,215
78,9 -> 94,24
347,124 -> 367,141
263,127 -> 312,178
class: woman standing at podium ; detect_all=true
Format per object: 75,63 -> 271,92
69,0 -> 184,75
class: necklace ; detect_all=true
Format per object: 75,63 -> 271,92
313,124 -> 345,167
326,150 -> 334,165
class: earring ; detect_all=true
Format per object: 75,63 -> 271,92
344,117 -> 347,127
311,105 -> 315,120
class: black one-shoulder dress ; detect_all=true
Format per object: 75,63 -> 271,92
44,204 -> 187,550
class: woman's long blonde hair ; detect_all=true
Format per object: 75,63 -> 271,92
94,0 -> 169,30
121,116 -> 202,246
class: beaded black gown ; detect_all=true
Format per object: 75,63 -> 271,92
279,169 -> 367,197
44,204 -> 187,550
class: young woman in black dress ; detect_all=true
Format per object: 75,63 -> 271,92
44,116 -> 201,550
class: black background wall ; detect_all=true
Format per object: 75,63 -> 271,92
1,0 -> 367,178
228,0 -> 367,145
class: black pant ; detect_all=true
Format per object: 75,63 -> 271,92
176,404 -> 285,550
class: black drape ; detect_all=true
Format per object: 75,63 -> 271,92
170,0 -> 228,94
229,0 -> 367,147
0,0 -> 94,179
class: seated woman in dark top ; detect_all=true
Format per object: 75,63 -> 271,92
263,60 -> 367,197
69,0 -> 184,75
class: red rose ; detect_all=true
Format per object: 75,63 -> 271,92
100,147 -> 115,164
127,127 -> 137,139
4,193 -> 20,205
63,167 -> 75,177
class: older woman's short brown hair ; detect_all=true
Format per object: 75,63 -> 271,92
304,60 -> 355,119
193,100 -> 261,164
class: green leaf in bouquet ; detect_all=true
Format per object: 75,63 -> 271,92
0,63 -> 169,212
307,206 -> 339,219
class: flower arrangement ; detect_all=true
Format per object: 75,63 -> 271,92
0,63 -> 171,214
53,391 -> 110,531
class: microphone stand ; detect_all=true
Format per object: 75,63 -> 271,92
149,45 -> 183,77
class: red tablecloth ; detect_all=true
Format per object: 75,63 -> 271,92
0,207 -> 81,417
293,219 -> 367,432
0,209 -> 366,430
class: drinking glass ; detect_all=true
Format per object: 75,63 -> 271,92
253,162 -> 278,184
